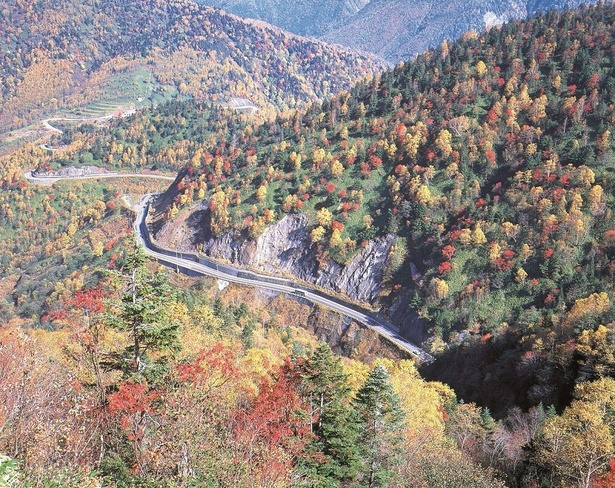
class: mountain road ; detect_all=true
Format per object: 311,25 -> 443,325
134,195 -> 435,363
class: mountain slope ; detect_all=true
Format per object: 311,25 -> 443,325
197,0 -> 603,61
322,0 -> 524,61
0,0 -> 383,131
324,0 -> 601,61
202,0 -> 370,36
23,1 -> 615,415
139,3 -> 614,413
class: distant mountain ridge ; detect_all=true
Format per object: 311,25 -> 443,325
198,0 -> 603,61
203,0 -> 371,36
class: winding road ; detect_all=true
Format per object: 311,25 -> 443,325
25,168 -> 433,362
134,195 -> 434,363
25,170 -> 175,184
42,115 -> 114,134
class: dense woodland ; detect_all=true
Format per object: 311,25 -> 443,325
0,249 -> 509,487
2,2 -> 615,487
0,0 -> 382,130
43,2 -> 615,411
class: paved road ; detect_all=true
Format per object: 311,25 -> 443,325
25,168 -> 434,362
134,196 -> 434,363
42,115 -> 114,134
25,170 -> 175,184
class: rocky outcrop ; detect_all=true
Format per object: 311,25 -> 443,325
389,288 -> 430,345
156,208 -> 395,304
305,306 -> 409,360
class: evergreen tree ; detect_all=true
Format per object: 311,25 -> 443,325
353,364 -> 406,488
296,344 -> 362,485
107,247 -> 181,383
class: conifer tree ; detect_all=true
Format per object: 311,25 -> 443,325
353,364 -> 406,487
296,344 -> 362,485
107,247 -> 181,383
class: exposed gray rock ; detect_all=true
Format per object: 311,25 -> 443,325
160,210 -> 394,304
389,288 -> 429,345
250,214 -> 319,279
197,0 -> 601,63
313,234 -> 394,302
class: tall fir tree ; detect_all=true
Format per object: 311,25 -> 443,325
107,247 -> 181,383
353,364 -> 406,488
295,344 -> 362,486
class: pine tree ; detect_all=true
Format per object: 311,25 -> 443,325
107,247 -> 181,383
353,364 -> 406,488
296,344 -> 362,485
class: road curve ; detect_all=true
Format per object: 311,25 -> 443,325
25,169 -> 434,362
25,170 -> 176,184
134,196 -> 435,363
42,115 -> 114,134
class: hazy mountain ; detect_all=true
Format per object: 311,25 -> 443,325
0,0 -> 383,131
324,0 -> 600,61
322,0 -> 524,61
202,0 -> 371,36
198,0 -> 602,61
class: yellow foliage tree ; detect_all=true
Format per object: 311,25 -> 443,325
435,129 -> 453,158
564,292 -> 610,332
415,185 -> 433,205
536,378 -> 615,488
472,223 -> 487,245
515,268 -> 528,283
210,190 -> 230,237
256,184 -> 268,202
387,360 -> 453,448
311,225 -> 326,243
330,159 -> 344,177
432,278 -> 449,299
475,60 -> 487,78
329,228 -> 343,248
317,207 -> 333,227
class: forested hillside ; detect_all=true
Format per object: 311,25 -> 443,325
141,3 -> 615,416
2,2 -> 615,487
0,0 -> 382,131
33,1 -> 615,417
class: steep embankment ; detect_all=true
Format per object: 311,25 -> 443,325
323,0 -> 599,61
200,0 -> 370,37
155,205 -> 394,302
322,0 -> 522,61
197,0 -> 602,62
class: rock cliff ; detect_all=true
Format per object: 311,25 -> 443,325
154,206 -> 395,304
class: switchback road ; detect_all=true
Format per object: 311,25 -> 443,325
42,115 -> 114,134
25,167 -> 434,362
134,196 -> 434,363
25,170 -> 175,184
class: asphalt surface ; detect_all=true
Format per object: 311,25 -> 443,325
134,196 -> 435,363
25,171 -> 175,184
25,167 -> 434,362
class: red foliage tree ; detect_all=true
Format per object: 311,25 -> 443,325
594,459 -> 615,487
233,361 -> 311,486
441,245 -> 456,260
108,381 -> 161,475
